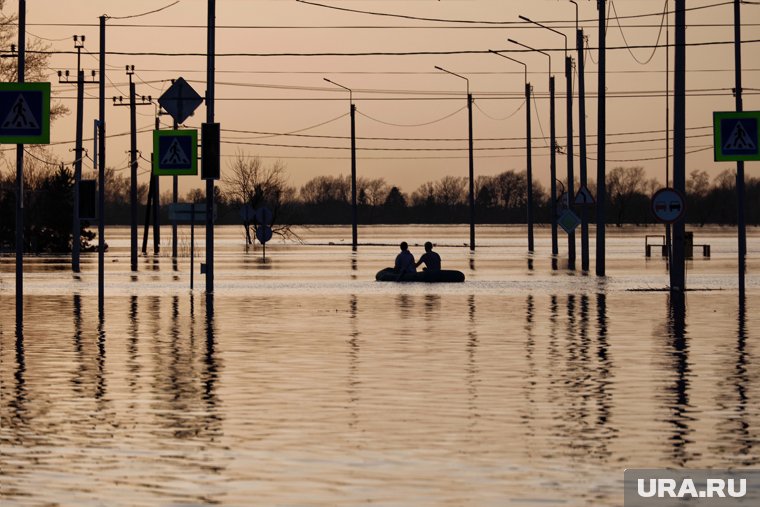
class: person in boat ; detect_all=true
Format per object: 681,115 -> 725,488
394,241 -> 416,274
415,241 -> 441,272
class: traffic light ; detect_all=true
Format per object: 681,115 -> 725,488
201,122 -> 220,180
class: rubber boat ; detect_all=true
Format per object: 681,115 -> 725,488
375,267 -> 465,283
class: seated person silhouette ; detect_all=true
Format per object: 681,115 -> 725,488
394,241 -> 416,274
415,241 -> 441,272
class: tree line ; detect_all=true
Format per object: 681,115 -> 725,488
3,153 -> 760,253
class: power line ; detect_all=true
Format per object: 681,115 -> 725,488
294,0 -> 738,25
26,38 -> 760,58
610,0 -> 668,65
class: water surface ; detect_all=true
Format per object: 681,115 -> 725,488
1,225 -> 758,506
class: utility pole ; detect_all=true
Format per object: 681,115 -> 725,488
526,81 -> 534,253
206,0 -> 216,294
323,78 -> 358,250
435,66 -> 475,251
15,0 -> 25,325
565,53 -> 576,270
172,118 -> 178,260
734,0 -> 746,299
596,0 -> 606,277
489,51 -> 534,256
112,66 -> 151,271
98,15 -> 106,313
550,76 -> 558,265
58,36 -> 96,273
670,0 -> 686,293
468,91 -> 475,251
509,38 -> 553,256
518,16 -> 574,269
571,0 -> 590,272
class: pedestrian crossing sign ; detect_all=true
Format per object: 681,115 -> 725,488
714,111 -> 760,162
153,129 -> 198,176
0,82 -> 50,144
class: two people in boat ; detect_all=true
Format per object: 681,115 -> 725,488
394,241 -> 441,274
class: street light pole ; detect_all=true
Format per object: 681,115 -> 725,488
519,15 -> 575,270
324,78 -> 358,251
570,0 -> 590,272
596,0 -> 607,277
488,50 -> 543,258
733,0 -> 746,299
508,39 -> 554,257
435,66 -> 475,251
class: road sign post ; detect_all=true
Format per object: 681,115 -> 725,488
651,188 -> 686,224
168,202 -> 214,290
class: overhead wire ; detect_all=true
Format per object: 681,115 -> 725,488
610,0 -> 668,65
357,106 -> 466,127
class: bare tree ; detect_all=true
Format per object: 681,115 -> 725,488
607,166 -> 647,226
222,152 -> 298,245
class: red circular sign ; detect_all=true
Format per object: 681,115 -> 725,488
651,188 -> 686,224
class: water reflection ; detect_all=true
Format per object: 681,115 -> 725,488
10,322 -> 27,434
663,293 -> 695,466
711,297 -> 755,465
466,295 -> 479,430
347,295 -> 360,429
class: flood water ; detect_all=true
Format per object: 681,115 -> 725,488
1,225 -> 759,506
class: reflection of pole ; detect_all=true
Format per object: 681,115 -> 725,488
670,0 -> 686,293
734,0 -> 746,299
15,0 -> 26,325
206,0 -> 216,294
98,15 -> 106,312
596,0 -> 606,277
577,28 -> 590,272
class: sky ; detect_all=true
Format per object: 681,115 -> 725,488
2,0 -> 759,197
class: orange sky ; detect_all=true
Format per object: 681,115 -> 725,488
3,0 -> 759,197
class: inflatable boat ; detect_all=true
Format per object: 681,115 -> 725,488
375,267 -> 465,283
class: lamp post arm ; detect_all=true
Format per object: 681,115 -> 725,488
324,77 -> 352,104
434,65 -> 469,95
518,15 -> 568,57
489,49 -> 528,87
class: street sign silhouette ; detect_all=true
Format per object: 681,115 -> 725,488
158,77 -> 203,125
0,82 -> 50,144
713,111 -> 760,161
153,129 -> 198,176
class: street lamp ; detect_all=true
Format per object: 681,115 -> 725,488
324,78 -> 358,251
434,66 -> 475,251
508,38 -> 554,259
569,0 -> 591,272
519,15 -> 576,270
488,50 -> 542,257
